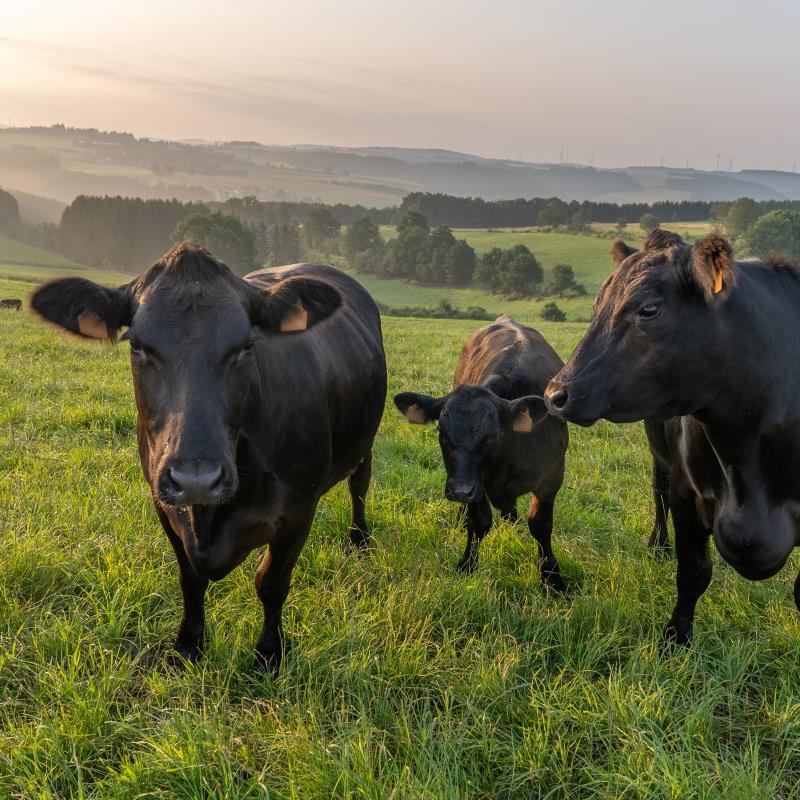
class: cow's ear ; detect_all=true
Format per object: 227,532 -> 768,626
253,277 -> 341,332
507,395 -> 549,433
30,278 -> 133,341
393,392 -> 444,424
691,235 -> 734,300
610,240 -> 638,268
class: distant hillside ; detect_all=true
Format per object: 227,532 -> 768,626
3,125 -> 800,207
8,189 -> 65,224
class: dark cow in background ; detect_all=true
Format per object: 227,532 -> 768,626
31,244 -> 387,672
546,230 -> 800,644
395,315 -> 568,590
1,299 -> 22,310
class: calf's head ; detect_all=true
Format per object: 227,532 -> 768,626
31,243 -> 340,508
394,385 -> 547,502
545,232 -> 735,425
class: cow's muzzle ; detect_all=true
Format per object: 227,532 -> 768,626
159,459 -> 234,506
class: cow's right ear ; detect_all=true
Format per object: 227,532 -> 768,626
610,240 -> 638,268
253,277 -> 341,333
30,278 -> 133,341
393,392 -> 444,424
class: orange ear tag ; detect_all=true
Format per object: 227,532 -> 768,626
713,271 -> 724,294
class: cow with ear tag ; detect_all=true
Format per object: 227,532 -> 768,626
395,315 -> 569,589
546,230 -> 800,647
30,243 -> 387,673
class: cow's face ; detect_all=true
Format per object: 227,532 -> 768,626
31,244 -> 340,510
545,234 -> 734,425
394,386 -> 547,502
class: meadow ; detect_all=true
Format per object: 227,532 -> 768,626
1,239 -> 799,798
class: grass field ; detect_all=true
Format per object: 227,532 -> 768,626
1,258 -> 799,797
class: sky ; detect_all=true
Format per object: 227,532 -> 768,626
2,0 -> 799,169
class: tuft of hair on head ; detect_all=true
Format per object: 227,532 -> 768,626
691,235 -> 735,299
644,229 -> 685,252
609,239 -> 638,267
159,240 -> 231,281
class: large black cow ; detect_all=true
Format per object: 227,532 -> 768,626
545,230 -> 800,644
394,315 -> 568,589
31,243 -> 387,671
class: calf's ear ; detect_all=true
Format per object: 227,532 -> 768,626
394,392 -> 444,424
30,278 -> 133,341
507,395 -> 549,433
253,277 -> 341,332
691,235 -> 734,300
610,240 -> 638,267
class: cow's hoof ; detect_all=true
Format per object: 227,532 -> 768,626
167,642 -> 203,669
348,526 -> 370,551
543,574 -> 567,594
457,555 -> 478,574
662,622 -> 692,650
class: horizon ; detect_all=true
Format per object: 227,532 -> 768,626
3,0 -> 799,172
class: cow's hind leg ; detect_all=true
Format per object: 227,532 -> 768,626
458,496 -> 492,573
527,494 -> 566,592
158,508 -> 208,663
347,452 -> 372,549
663,489 -> 711,647
500,504 -> 518,523
794,571 -> 800,614
648,458 -> 671,553
253,519 -> 311,674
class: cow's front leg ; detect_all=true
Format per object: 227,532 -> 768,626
253,520 -> 311,674
527,494 -> 566,592
457,496 -> 492,573
663,489 -> 711,647
158,508 -> 208,662
794,571 -> 800,614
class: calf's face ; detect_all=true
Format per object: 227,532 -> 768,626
31,246 -> 340,511
395,386 -> 547,502
545,236 -> 734,425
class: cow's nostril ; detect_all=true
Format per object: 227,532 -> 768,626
548,387 -> 569,411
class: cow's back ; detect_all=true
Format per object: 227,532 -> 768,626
243,263 -> 387,489
454,315 -> 564,399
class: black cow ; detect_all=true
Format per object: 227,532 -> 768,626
394,315 -> 568,589
1,299 -> 22,310
545,231 -> 800,644
31,243 -> 387,671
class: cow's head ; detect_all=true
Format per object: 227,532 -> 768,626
31,243 -> 340,508
394,385 -> 547,502
544,231 -> 734,425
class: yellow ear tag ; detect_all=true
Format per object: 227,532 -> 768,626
713,271 -> 724,294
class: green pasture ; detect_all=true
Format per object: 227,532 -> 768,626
1,258 -> 798,797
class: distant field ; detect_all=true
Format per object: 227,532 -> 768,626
2,272 -> 799,796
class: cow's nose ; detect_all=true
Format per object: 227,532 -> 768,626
446,481 -> 481,503
545,382 -> 569,412
167,462 -> 225,505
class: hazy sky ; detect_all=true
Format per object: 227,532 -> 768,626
2,0 -> 799,169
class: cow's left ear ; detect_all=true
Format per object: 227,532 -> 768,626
506,395 -> 549,433
691,236 -> 734,300
253,277 -> 341,332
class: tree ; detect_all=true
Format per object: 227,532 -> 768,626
475,248 -> 504,294
172,211 -> 257,274
343,217 -> 383,260
547,263 -> 586,297
499,244 -> 543,297
266,223 -> 303,266
541,302 -> 566,322
537,198 -> 570,226
444,239 -> 476,286
396,209 -> 429,234
569,210 -> 587,233
725,197 -> 761,238
639,213 -> 660,234
303,206 -> 340,250
0,188 -> 20,231
743,210 -> 800,260
418,225 -> 456,282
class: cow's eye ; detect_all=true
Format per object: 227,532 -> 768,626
129,342 -> 148,362
637,303 -> 660,320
